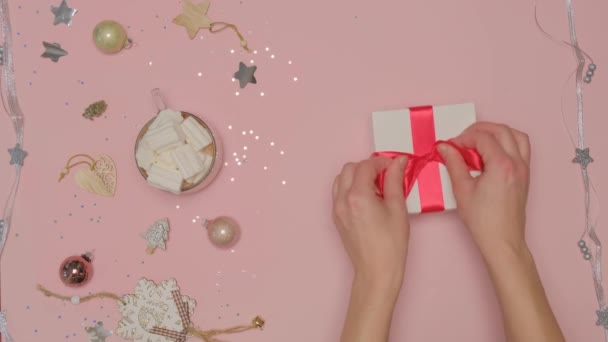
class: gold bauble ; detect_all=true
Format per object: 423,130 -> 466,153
93,20 -> 129,54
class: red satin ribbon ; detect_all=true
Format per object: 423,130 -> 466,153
373,140 -> 484,210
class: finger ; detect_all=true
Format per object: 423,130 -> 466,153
452,130 -> 509,171
464,122 -> 522,161
383,156 -> 408,206
337,162 -> 357,201
351,157 -> 392,195
332,176 -> 339,201
437,143 -> 474,195
510,128 -> 531,165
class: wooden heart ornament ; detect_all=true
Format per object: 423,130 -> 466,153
59,154 -> 116,197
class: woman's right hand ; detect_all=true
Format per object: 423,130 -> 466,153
438,122 -> 531,256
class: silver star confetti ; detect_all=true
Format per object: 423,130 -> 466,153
141,218 -> 170,253
573,147 -> 593,169
597,309 -> 608,329
41,42 -> 68,62
50,0 -> 77,26
85,321 -> 112,342
8,143 -> 26,166
234,62 -> 257,88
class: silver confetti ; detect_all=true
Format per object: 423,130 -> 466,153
234,62 -> 257,88
85,321 -> 111,342
41,42 -> 68,62
7,143 -> 26,166
50,0 -> 77,26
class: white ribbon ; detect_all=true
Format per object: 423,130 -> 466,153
0,0 -> 25,258
564,0 -> 608,340
0,0 -> 25,339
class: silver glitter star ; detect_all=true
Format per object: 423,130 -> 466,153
573,147 -> 594,169
0,310 -> 13,342
8,143 -> 27,166
234,62 -> 257,88
597,309 -> 608,329
85,321 -> 112,342
141,218 -> 170,251
41,42 -> 68,62
0,311 -> 7,328
50,0 -> 77,26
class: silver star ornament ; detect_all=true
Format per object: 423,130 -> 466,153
41,42 -> 68,62
234,62 -> 257,88
85,321 -> 112,342
0,310 -> 13,342
51,0 -> 77,26
597,309 -> 608,329
573,147 -> 593,169
8,143 -> 26,166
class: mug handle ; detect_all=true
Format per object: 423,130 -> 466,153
151,88 -> 167,112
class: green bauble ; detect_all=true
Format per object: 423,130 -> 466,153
93,20 -> 129,54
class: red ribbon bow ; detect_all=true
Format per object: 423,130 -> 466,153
373,140 -> 484,210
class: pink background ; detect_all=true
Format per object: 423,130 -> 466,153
1,0 -> 607,340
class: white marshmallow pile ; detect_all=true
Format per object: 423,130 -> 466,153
136,109 -> 214,194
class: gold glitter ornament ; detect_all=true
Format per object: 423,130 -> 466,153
253,316 -> 265,328
82,100 -> 107,120
93,20 -> 131,54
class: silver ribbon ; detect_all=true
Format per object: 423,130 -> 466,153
0,0 -> 25,257
565,0 -> 608,339
0,0 -> 25,339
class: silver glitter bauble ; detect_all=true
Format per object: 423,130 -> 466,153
205,216 -> 240,248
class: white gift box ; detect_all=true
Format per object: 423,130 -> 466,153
372,103 -> 477,214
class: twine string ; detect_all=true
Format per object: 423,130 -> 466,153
209,22 -> 251,52
58,154 -> 96,181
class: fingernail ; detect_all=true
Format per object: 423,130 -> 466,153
398,156 -> 408,166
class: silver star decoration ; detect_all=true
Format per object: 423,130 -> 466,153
41,42 -> 68,62
85,321 -> 112,342
8,143 -> 27,166
573,147 -> 594,169
234,62 -> 257,88
141,218 -> 170,250
50,0 -> 77,26
0,310 -> 13,342
597,309 -> 608,329
0,311 -> 7,328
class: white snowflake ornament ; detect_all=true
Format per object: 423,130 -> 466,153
116,278 -> 196,342
142,218 -> 170,254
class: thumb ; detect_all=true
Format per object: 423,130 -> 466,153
437,143 -> 474,195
